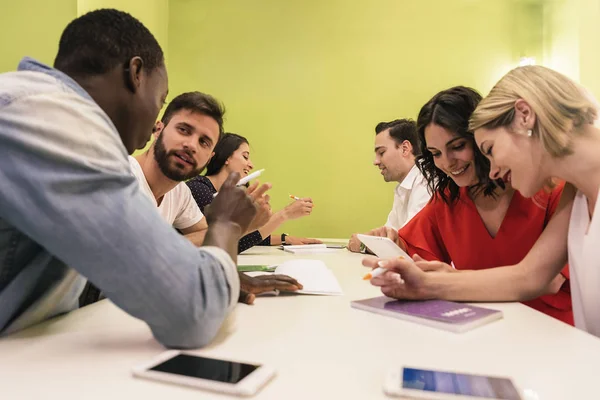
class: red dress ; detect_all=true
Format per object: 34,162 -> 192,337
398,185 -> 573,325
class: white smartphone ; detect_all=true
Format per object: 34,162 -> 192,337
383,366 -> 523,400
356,234 -> 414,261
132,350 -> 276,397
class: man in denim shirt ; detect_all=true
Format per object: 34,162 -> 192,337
0,9 -> 264,349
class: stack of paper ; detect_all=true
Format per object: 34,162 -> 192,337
247,259 -> 343,296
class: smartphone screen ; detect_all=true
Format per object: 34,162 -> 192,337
149,354 -> 259,384
402,367 -> 521,400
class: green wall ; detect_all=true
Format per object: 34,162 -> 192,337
574,0 -> 600,99
543,0 -> 579,81
0,0 -> 77,73
543,0 -> 600,98
167,0 -> 539,238
6,0 -> 584,239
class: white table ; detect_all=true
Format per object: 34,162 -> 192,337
1,245 -> 600,399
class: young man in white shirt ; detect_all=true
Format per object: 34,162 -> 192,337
131,91 -> 223,245
131,92 -> 302,303
348,119 -> 430,252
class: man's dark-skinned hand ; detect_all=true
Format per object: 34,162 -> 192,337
245,180 -> 273,233
238,272 -> 303,305
205,172 -> 258,232
203,172 -> 266,264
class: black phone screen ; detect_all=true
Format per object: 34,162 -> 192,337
150,354 -> 259,384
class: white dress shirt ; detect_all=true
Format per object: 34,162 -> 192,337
385,165 -> 431,230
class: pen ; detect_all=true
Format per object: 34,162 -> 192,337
213,169 -> 265,197
362,256 -> 408,280
362,266 -> 388,280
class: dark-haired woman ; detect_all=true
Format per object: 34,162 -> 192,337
187,133 -> 321,253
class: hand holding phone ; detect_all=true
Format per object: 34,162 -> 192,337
356,234 -> 413,261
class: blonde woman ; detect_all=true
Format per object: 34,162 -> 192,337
364,66 -> 600,337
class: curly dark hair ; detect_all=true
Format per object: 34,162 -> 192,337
416,86 -> 503,204
54,9 -> 164,77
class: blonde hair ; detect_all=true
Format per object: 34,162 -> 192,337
469,66 -> 597,157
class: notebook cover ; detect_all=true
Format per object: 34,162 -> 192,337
352,296 -> 501,325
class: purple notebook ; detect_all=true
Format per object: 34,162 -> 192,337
351,296 -> 503,333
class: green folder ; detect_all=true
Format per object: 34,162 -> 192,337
237,265 -> 277,272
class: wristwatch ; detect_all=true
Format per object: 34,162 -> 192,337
281,233 -> 289,245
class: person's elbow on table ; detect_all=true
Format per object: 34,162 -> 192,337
152,322 -> 223,350
144,262 -> 237,349
148,298 -> 232,349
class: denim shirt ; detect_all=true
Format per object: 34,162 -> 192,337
0,58 -> 239,348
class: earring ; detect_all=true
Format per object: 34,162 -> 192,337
527,129 -> 533,137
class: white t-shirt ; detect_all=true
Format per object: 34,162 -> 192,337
128,156 -> 204,230
568,188 -> 600,337
384,165 -> 431,230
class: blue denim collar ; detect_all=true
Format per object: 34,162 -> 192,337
17,57 -> 93,102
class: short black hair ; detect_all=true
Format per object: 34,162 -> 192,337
54,9 -> 164,77
375,119 -> 420,156
375,119 -> 401,134
205,133 -> 249,176
416,86 -> 503,204
161,92 -> 226,137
